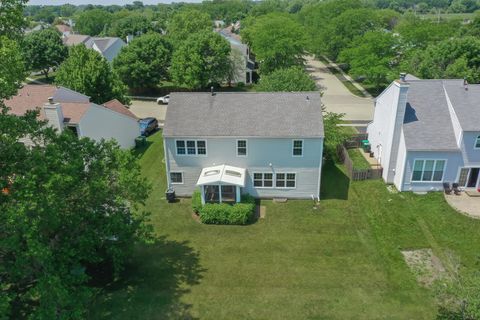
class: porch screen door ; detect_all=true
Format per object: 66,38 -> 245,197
458,168 -> 469,187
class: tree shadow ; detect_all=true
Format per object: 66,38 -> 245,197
436,306 -> 463,320
321,160 -> 350,200
131,140 -> 153,158
89,237 -> 204,320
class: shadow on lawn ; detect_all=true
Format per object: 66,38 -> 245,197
91,237 -> 204,320
321,160 -> 350,200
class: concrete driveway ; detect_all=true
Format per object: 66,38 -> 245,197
128,99 -> 167,125
305,56 -> 374,123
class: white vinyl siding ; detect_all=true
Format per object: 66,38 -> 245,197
412,159 -> 446,182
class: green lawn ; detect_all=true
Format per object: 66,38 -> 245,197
348,148 -> 371,170
90,132 -> 480,319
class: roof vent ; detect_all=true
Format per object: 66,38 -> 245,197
306,96 -> 310,101
48,97 -> 54,104
399,72 -> 406,82
211,86 -> 215,96
464,78 -> 469,91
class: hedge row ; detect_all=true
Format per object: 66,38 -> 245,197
191,190 -> 255,225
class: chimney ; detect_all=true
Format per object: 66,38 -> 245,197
399,72 -> 407,82
463,78 -> 469,91
43,102 -> 64,132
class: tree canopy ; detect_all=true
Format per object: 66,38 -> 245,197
0,36 -> 26,99
113,33 -> 172,91
108,13 -> 153,39
0,0 -> 28,38
75,9 -> 113,36
166,8 -> 212,44
56,45 -> 129,104
22,28 -> 68,79
170,31 -> 231,89
256,67 -> 317,92
241,13 -> 306,73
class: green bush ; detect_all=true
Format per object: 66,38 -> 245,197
192,189 -> 202,213
193,193 -> 256,225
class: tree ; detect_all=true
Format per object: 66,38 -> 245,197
113,33 -> 172,91
22,28 -> 68,79
256,67 -> 317,91
225,48 -> 247,85
166,8 -> 212,44
323,111 -> 352,158
56,45 -> 129,104
339,30 -> 399,90
0,0 -> 28,38
241,13 -> 306,73
170,31 -> 231,89
108,13 -> 152,39
0,36 -> 26,98
75,9 -> 113,36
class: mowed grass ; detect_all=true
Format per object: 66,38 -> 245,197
347,148 -> 371,170
90,132 -> 480,319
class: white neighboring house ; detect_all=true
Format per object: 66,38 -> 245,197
367,74 -> 480,192
163,92 -> 324,204
5,85 -> 139,149
216,28 -> 255,84
63,34 -> 127,62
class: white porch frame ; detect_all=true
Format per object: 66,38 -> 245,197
200,184 -> 241,205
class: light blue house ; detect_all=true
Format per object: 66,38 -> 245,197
163,92 -> 324,203
367,74 -> 480,192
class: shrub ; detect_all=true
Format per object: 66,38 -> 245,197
192,189 -> 202,213
193,193 -> 256,225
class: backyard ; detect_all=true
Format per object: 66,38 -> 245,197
89,132 -> 480,319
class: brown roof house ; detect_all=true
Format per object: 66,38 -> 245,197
5,85 -> 139,148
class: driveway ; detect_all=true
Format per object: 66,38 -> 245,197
305,56 -> 374,123
129,99 -> 167,125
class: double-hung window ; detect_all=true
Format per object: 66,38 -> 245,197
475,135 -> 480,149
275,173 -> 296,188
170,172 -> 183,184
237,140 -> 247,156
176,140 -> 207,156
293,140 -> 303,156
253,173 -> 273,188
412,159 -> 446,182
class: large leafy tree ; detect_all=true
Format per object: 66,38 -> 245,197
75,9 -> 113,36
0,37 -> 26,98
108,13 -> 152,39
256,67 -> 317,92
0,0 -> 28,38
22,28 -> 68,79
170,31 -> 231,89
166,8 -> 212,44
113,33 -> 172,91
241,13 -> 306,73
56,45 -> 129,104
339,30 -> 399,90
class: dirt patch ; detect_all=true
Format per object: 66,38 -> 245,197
254,205 -> 266,219
402,249 -> 447,287
191,212 -> 201,223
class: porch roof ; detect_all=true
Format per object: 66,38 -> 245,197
196,164 -> 246,187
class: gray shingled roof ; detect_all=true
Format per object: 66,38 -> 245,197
403,80 -> 459,151
443,81 -> 480,132
163,92 -> 324,138
92,37 -> 118,53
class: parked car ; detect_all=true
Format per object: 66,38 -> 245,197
157,95 -> 170,104
139,117 -> 158,136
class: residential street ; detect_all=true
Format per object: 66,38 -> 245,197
305,56 -> 374,123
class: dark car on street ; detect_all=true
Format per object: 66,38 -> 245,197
139,117 -> 158,136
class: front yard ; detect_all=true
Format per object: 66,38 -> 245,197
90,132 -> 480,319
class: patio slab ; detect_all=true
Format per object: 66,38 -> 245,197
445,192 -> 480,219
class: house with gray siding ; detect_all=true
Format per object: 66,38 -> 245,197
163,92 -> 324,204
367,74 -> 480,192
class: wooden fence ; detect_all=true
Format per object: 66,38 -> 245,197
344,133 -> 368,149
337,144 -> 383,181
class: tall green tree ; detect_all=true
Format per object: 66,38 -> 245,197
0,0 -> 28,38
166,8 -> 212,44
170,31 -> 231,89
108,13 -> 152,39
56,45 -> 129,104
113,33 -> 172,91
256,67 -> 317,91
22,28 -> 68,79
75,8 -> 113,36
0,36 -> 26,98
241,13 -> 306,73
339,30 -> 399,90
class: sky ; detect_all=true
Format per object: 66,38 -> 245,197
28,0 -> 202,5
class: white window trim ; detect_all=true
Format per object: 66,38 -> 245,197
175,139 -> 207,157
275,172 -> 297,189
253,172 -> 274,189
292,139 -> 304,157
236,139 -> 248,157
411,159 -> 447,183
474,135 -> 480,149
170,171 -> 184,184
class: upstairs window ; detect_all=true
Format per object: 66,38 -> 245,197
475,135 -> 480,149
293,140 -> 303,156
176,140 -> 207,156
412,159 -> 445,182
176,140 -> 186,155
237,140 -> 247,156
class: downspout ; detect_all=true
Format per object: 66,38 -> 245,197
163,137 -> 171,188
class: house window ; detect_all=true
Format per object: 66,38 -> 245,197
170,172 -> 183,184
253,173 -> 273,188
237,140 -> 247,156
276,173 -> 296,188
475,135 -> 480,149
412,160 -> 446,182
176,140 -> 207,156
293,140 -> 303,156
